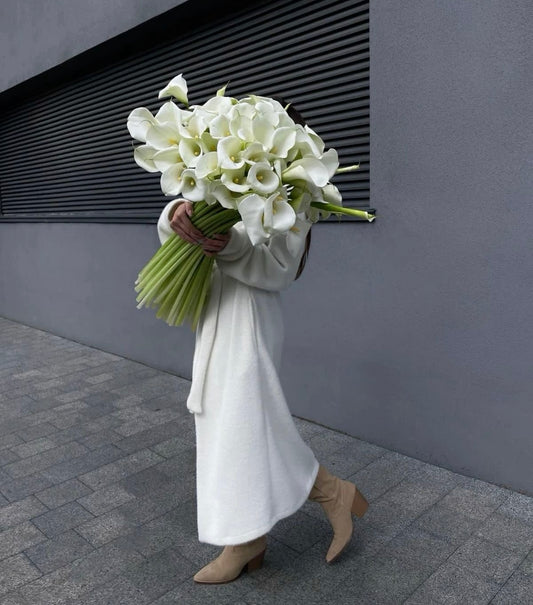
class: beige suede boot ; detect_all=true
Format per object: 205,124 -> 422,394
193,535 -> 267,584
308,464 -> 369,563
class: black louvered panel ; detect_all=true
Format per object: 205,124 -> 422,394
0,0 -> 369,222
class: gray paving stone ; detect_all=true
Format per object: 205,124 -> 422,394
404,561 -> 500,604
356,497 -> 421,540
77,429 -> 124,451
23,530 -> 94,574
0,474 -> 54,503
0,555 -> 41,597
42,444 -> 124,485
306,429 -> 356,459
0,434 -> 23,451
0,523 -> 47,560
519,549 -> 533,575
349,455 -> 407,503
15,423 -> 59,442
0,450 -> 19,467
9,437 -> 57,460
4,442 -> 89,479
116,419 -> 193,455
122,547 -> 196,601
19,541 -> 144,604
74,575 -> 150,605
78,449 -> 164,491
382,525 -> 458,570
150,435 -> 195,458
414,501 -> 484,545
382,479 -> 446,514
498,492 -> 533,526
35,479 -> 92,509
75,510 -> 137,547
0,497 -> 48,531
77,485 -> 135,516
439,484 -> 510,521
475,511 -> 533,555
32,502 -> 95,538
446,536 -> 523,585
269,509 -> 329,553
491,571 -> 533,604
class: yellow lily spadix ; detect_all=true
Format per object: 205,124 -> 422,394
128,75 -> 376,330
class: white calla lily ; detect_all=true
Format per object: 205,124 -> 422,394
221,167 -> 250,193
320,148 -> 339,179
154,101 -> 184,127
209,115 -> 231,139
270,127 -> 297,158
247,162 -> 280,194
252,117 -> 275,150
321,183 -> 342,205
179,138 -> 203,167
263,192 -> 296,235
146,123 -> 180,150
178,114 -> 207,140
238,194 -> 270,245
152,148 -> 182,172
242,142 -> 269,165
218,136 -> 245,170
211,183 -> 241,209
158,73 -> 188,105
195,152 -> 219,179
133,144 -> 158,172
160,163 -> 186,195
180,169 -> 207,201
282,157 -> 330,187
127,108 -> 156,142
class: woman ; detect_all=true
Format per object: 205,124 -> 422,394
155,103 -> 368,585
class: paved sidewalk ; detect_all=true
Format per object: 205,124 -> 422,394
0,316 -> 532,604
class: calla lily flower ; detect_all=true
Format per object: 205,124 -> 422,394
195,152 -> 219,179
221,167 -> 250,193
154,101 -> 185,127
247,162 -> 280,194
209,115 -> 232,139
133,144 -> 158,172
180,169 -> 207,201
320,149 -> 340,179
146,123 -> 180,150
160,163 -> 186,195
270,127 -> 297,158
282,157 -> 330,187
158,73 -> 188,106
127,108 -> 156,142
152,148 -> 182,172
218,136 -> 245,170
179,138 -> 203,168
238,194 -> 270,245
263,192 -> 296,235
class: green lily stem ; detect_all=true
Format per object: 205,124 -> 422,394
335,164 -> 360,174
310,201 -> 375,221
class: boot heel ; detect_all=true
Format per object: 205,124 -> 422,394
351,488 -> 369,518
246,549 -> 266,572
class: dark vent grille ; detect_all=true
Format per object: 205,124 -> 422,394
0,0 -> 369,222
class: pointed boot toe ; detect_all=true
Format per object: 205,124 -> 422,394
193,536 -> 267,584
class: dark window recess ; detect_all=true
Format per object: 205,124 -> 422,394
0,0 -> 370,223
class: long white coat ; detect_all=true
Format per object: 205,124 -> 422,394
157,200 -> 319,545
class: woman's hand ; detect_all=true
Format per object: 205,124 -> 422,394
170,200 -> 231,257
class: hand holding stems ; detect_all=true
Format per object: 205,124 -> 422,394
169,200 -> 231,257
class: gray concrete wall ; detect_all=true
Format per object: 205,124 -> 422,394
0,0 -> 187,92
1,0 -> 532,493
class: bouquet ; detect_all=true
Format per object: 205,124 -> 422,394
129,74 -> 375,330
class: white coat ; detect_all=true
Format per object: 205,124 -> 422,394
157,200 -> 319,545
